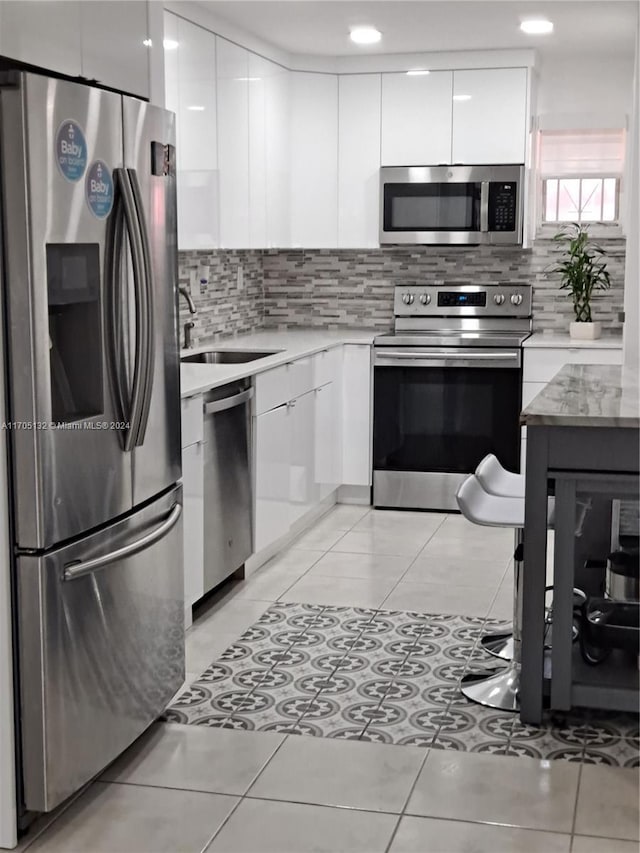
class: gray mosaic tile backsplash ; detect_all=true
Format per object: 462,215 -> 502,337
178,239 -> 625,343
262,239 -> 625,334
177,250 -> 264,346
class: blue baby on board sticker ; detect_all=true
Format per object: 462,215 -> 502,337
85,160 -> 114,219
55,120 -> 87,182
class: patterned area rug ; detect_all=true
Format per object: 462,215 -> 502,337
165,603 -> 639,766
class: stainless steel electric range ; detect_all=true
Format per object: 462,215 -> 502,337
373,283 -> 532,511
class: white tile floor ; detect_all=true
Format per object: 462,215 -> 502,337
17,505 -> 639,853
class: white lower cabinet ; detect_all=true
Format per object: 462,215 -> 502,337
182,441 -> 204,611
253,345 -> 363,556
289,390 -> 316,525
254,403 -> 291,553
181,395 -> 204,621
341,344 -> 373,487
315,382 -> 341,501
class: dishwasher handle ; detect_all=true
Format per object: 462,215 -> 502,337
204,387 -> 254,416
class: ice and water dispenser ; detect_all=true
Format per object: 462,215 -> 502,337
46,243 -> 104,423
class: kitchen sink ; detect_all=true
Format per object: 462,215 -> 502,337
180,349 -> 282,365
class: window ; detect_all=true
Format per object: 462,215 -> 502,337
543,176 -> 619,223
538,128 -> 625,225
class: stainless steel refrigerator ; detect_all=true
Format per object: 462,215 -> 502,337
0,70 -> 184,814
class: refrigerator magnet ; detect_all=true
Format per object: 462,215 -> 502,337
55,119 -> 87,182
85,160 -> 114,219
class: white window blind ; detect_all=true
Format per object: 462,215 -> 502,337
538,128 -> 625,223
538,129 -> 626,177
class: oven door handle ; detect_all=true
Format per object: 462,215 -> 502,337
374,350 -> 521,368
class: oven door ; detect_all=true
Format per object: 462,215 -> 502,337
373,348 -> 522,510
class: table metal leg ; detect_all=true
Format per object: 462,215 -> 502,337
520,427 -> 549,725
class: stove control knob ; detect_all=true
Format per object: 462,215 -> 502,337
420,292 -> 431,305
510,293 -> 523,306
402,292 -> 415,305
493,294 -> 505,306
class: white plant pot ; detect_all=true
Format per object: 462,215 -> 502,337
569,321 -> 602,340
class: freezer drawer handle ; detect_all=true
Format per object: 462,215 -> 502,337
63,503 -> 182,581
204,387 -> 254,416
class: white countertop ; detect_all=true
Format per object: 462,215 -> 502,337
180,328 -> 376,398
523,332 -> 623,349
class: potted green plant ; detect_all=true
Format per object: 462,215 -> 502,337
548,223 -> 611,340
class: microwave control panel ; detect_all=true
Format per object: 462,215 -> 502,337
488,182 -> 517,232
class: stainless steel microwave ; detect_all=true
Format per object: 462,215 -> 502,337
379,164 -> 524,246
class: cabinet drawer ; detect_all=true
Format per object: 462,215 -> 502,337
523,347 -> 622,383
255,365 -> 291,415
314,346 -> 343,388
181,395 -> 203,448
289,356 -> 315,398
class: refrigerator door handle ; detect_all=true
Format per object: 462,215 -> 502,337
104,177 -> 130,445
63,502 -> 182,581
127,168 -> 155,448
115,168 -> 148,453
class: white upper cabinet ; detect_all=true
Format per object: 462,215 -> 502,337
264,61 -> 291,248
452,68 -> 528,164
338,74 -> 381,248
176,17 -> 218,250
163,13 -> 179,114
175,21 -> 217,174
0,0 -> 82,77
217,37 -> 250,248
80,1 -> 150,99
0,1 -> 152,98
381,71 -> 453,166
248,54 -> 268,249
290,72 -> 338,248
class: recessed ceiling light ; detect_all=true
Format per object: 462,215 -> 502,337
520,19 -> 553,35
142,38 -> 152,48
349,26 -> 382,45
406,69 -> 430,76
163,39 -> 179,50
187,105 -> 205,111
453,94 -> 472,101
235,77 -> 262,83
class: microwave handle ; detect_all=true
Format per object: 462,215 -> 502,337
480,181 -> 489,232
480,181 -> 489,231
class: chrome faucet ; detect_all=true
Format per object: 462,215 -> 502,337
178,285 -> 197,349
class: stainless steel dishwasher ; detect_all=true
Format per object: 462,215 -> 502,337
202,379 -> 253,593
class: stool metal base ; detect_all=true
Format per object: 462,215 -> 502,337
480,631 -> 514,661
461,664 -> 520,712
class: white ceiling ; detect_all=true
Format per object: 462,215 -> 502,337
197,0 -> 638,58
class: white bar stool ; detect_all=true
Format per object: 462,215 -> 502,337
476,453 -> 525,499
474,454 -> 524,661
456,474 -> 530,712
